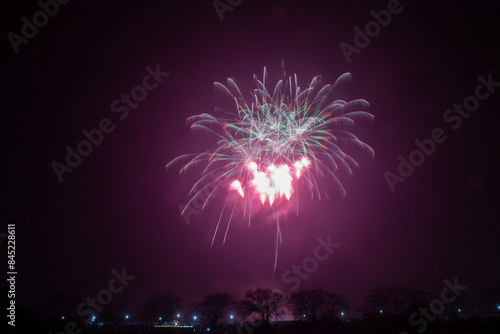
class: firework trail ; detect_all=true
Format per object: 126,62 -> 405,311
167,65 -> 374,272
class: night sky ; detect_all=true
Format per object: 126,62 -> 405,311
2,0 -> 500,319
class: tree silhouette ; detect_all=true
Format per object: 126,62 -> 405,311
98,301 -> 125,326
38,293 -> 81,320
239,288 -> 286,327
319,290 -> 350,322
361,284 -> 425,317
197,291 -> 235,332
288,289 -> 349,324
140,292 -> 182,325
480,287 -> 500,315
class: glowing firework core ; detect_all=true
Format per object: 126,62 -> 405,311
230,180 -> 244,198
231,157 -> 311,205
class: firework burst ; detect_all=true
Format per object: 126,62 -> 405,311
167,66 -> 374,271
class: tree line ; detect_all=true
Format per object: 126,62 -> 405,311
4,284 -> 500,333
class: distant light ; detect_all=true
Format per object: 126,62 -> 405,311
341,312 -> 345,316
379,310 -> 383,314
303,314 -> 306,317
61,316 -> 65,320
458,309 -> 462,312
497,305 -> 500,310
230,314 -> 234,319
159,317 -> 162,320
125,314 -> 130,319
207,328 -> 210,332
193,315 -> 197,320
177,313 -> 181,318
91,315 -> 96,322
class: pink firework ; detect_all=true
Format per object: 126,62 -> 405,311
167,66 -> 374,271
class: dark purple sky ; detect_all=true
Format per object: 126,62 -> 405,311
2,0 -> 500,319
